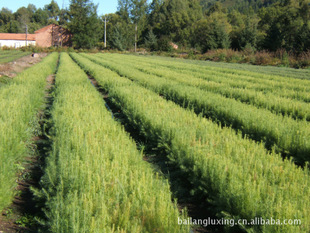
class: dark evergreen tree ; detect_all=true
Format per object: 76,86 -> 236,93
147,0 -> 163,35
68,0 -> 101,48
194,5 -> 231,52
295,22 -> 310,53
117,0 -> 131,23
232,14 -> 259,50
111,24 -> 126,50
129,0 -> 148,50
194,18 -> 230,52
105,13 -> 134,50
144,29 -> 158,50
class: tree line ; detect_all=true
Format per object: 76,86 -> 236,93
0,0 -> 309,53
0,0 -> 100,49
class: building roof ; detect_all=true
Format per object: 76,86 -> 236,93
35,24 -> 54,34
35,24 -> 65,34
0,33 -> 36,41
35,24 -> 69,34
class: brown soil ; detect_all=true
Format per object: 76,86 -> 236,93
0,53 -> 47,78
46,74 -> 55,91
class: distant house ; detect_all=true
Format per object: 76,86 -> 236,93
0,33 -> 36,48
169,42 -> 178,50
0,24 -> 72,48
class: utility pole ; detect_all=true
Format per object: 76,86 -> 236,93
104,16 -> 107,48
61,0 -> 65,47
25,24 -> 28,46
52,24 -> 54,46
135,24 -> 137,53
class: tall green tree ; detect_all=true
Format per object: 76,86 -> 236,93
45,0 -> 60,22
0,8 -> 13,25
295,21 -> 310,52
69,0 -> 101,49
194,4 -> 231,52
229,12 -> 259,50
157,0 -> 203,46
194,17 -> 231,52
111,24 -> 126,51
258,0 -> 310,52
116,0 -> 148,51
117,0 -> 131,22
129,0 -> 148,51
144,29 -> 158,50
147,0 -> 163,33
32,8 -> 49,26
14,6 -> 35,33
0,8 -> 14,32
105,13 -> 134,50
15,7 -> 31,27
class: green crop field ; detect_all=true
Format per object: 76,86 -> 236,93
1,52 -> 309,233
0,50 -> 31,64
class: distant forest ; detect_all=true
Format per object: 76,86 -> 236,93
0,0 -> 309,53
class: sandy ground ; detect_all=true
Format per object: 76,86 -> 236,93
0,53 -> 48,78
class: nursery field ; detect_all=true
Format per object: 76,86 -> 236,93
0,50 -> 31,63
0,52 -> 309,233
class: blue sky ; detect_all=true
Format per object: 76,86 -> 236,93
1,0 -> 118,16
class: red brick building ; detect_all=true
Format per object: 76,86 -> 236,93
35,24 -> 72,47
0,24 -> 72,48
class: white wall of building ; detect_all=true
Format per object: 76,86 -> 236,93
0,40 -> 36,48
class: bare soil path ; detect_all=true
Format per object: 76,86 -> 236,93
0,53 -> 47,78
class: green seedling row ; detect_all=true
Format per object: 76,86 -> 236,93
115,54 -> 310,102
103,54 -> 310,121
82,53 -> 310,166
141,54 -> 310,80
38,53 -> 189,233
0,51 -> 31,64
0,52 -> 58,212
71,52 -> 310,233
115,54 -> 310,92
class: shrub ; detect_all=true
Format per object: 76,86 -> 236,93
157,36 -> 172,52
253,50 -> 274,65
296,51 -> 310,68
